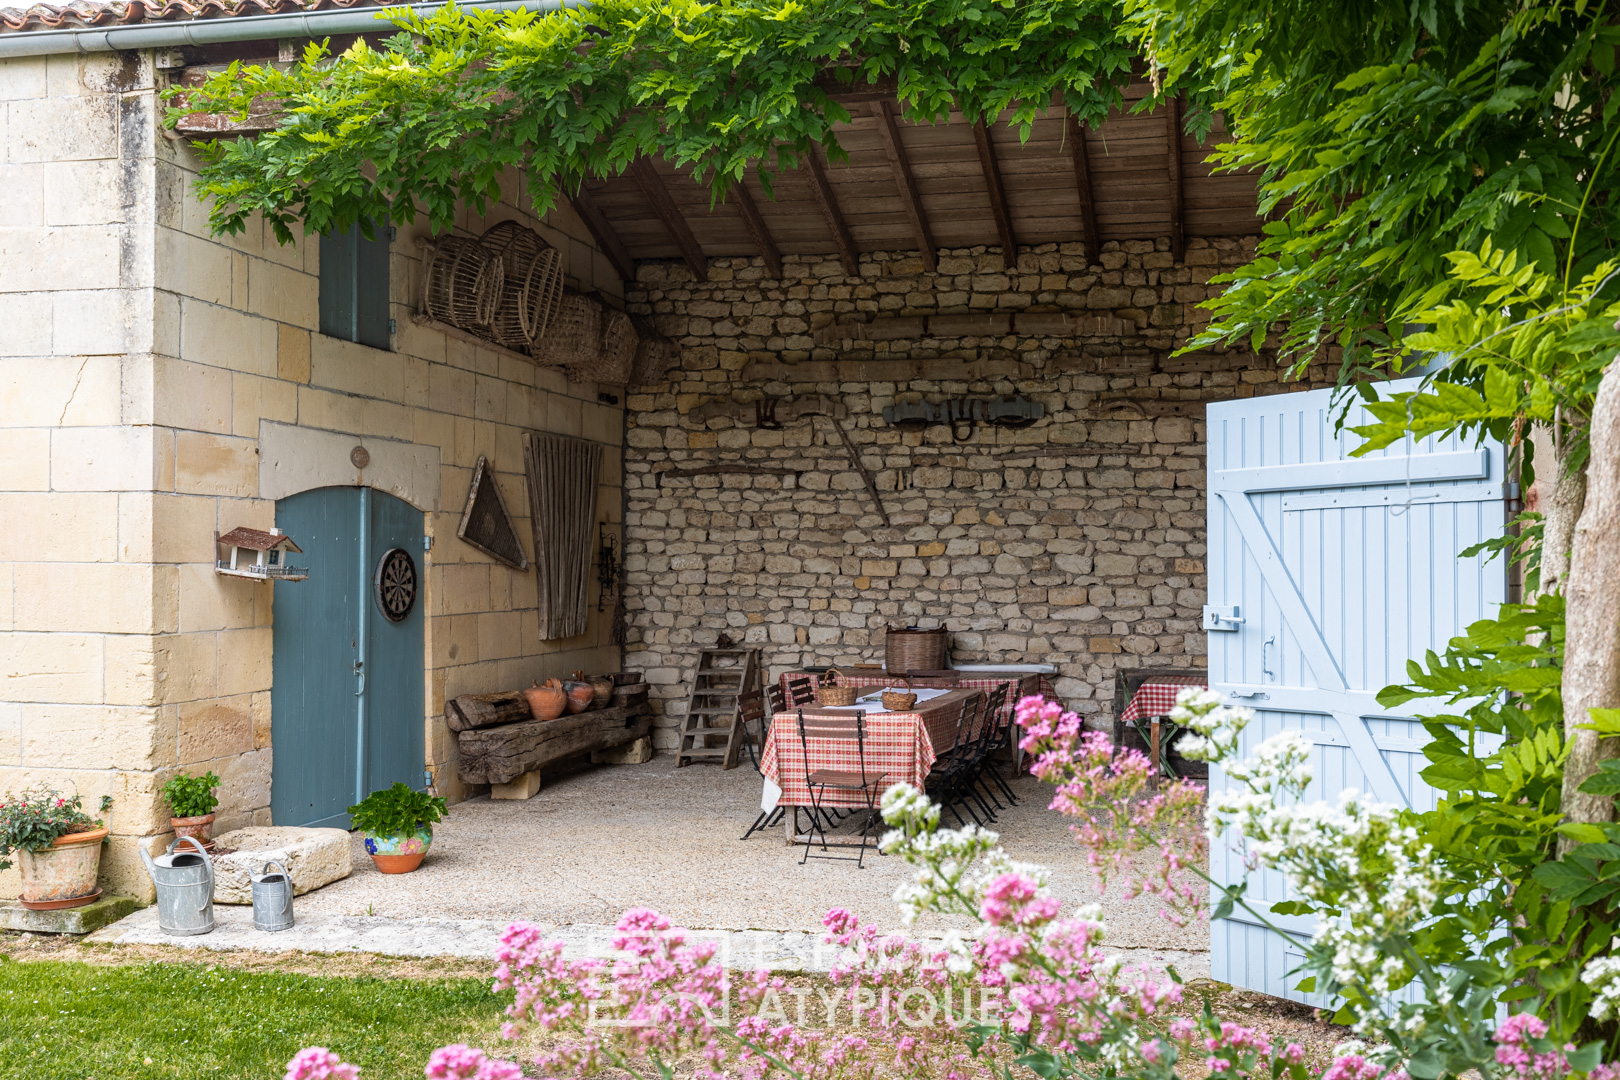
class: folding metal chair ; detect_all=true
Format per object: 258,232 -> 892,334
795,710 -> 887,868
971,684 -> 1020,807
739,687 -> 788,840
925,693 -> 984,826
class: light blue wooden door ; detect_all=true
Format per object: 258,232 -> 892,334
1205,383 -> 1507,1002
271,487 -> 425,828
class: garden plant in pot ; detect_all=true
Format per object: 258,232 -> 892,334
0,788 -> 108,910
348,783 -> 447,875
161,770 -> 220,845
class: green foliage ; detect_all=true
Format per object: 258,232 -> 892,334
172,0 -> 1137,243
1346,243 -> 1620,481
1372,596 -> 1620,1040
161,770 -> 220,819
348,782 -> 446,837
0,956 -> 504,1080
0,789 -> 100,873
1132,0 -> 1620,374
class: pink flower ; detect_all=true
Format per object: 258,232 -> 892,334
285,1048 -> 360,1080
424,1044 -> 523,1080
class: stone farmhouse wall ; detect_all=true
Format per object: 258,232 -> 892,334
619,241 -> 1335,748
0,50 -> 624,900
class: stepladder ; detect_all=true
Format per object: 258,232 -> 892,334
675,648 -> 762,769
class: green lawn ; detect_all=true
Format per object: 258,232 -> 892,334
0,954 -> 512,1079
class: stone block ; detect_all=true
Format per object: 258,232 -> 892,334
0,894 -> 140,934
591,736 -> 652,765
492,770 -> 543,800
211,826 -> 353,904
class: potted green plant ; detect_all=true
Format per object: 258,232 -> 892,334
0,788 -> 107,910
348,783 -> 447,875
161,771 -> 220,844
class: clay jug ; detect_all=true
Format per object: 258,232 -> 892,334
564,671 -> 595,714
524,678 -> 567,722
587,675 -> 614,708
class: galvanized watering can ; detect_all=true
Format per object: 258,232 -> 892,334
140,835 -> 214,936
250,860 -> 294,932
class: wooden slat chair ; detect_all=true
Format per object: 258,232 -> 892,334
969,684 -> 1019,808
738,687 -> 788,841
784,674 -> 817,707
795,710 -> 887,868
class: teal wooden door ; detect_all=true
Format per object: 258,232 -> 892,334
272,487 -> 425,828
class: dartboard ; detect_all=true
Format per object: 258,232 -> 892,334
374,548 -> 418,622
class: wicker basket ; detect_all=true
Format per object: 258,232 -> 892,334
567,307 -> 638,385
630,327 -> 679,387
421,235 -> 503,330
815,668 -> 858,707
533,291 -> 601,370
881,679 -> 919,712
885,626 -> 948,675
479,220 -> 566,348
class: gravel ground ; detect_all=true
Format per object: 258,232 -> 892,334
292,758 -> 1209,953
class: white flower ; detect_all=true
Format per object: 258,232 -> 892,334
1583,947 -> 1620,1020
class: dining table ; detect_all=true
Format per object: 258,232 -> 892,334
758,686 -> 984,841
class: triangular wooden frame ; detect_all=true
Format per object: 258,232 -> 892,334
456,455 -> 530,571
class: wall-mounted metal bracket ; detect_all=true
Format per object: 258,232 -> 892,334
1202,604 -> 1245,632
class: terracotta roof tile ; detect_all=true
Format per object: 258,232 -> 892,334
0,0 -> 387,34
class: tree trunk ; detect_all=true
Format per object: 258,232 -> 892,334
1560,365 -> 1620,826
1532,424 -> 1587,596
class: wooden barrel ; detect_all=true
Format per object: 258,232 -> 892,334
885,626 -> 948,673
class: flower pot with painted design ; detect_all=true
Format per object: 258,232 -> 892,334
348,782 -> 447,876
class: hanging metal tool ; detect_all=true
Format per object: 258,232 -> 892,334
820,416 -> 891,527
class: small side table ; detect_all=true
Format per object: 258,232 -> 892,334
1113,673 -> 1208,784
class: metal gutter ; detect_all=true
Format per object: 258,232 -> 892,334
0,0 -> 566,57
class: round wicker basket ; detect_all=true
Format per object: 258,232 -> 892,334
885,626 -> 948,675
880,679 -> 919,712
479,220 -> 566,348
566,308 -> 637,385
532,291 -> 601,370
815,668 -> 858,707
421,235 -> 502,330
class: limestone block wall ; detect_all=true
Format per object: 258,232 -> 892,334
620,241 -> 1335,746
0,47 -> 626,901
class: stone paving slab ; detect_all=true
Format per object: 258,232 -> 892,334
87,904 -> 1209,979
1,894 -> 140,934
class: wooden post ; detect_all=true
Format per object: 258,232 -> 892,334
805,147 -> 860,276
972,119 -> 1018,270
872,100 -> 937,272
1064,111 -> 1100,261
631,157 -> 709,282
568,185 -> 637,284
1166,94 -> 1186,262
732,178 -> 784,279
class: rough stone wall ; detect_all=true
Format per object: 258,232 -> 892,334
0,47 -> 625,901
620,238 -> 1334,747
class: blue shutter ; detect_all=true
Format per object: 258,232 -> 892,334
1204,382 -> 1507,1002
319,221 -> 391,349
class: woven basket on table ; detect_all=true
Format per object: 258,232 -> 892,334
881,679 -> 918,712
884,626 -> 948,675
532,291 -> 601,370
815,668 -> 858,707
478,220 -> 566,349
421,235 -> 503,331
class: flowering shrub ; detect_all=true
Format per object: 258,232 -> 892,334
285,692 -> 1620,1080
0,787 -> 100,872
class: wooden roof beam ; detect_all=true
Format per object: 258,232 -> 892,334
972,119 -> 1018,270
1064,111 -> 1099,260
631,157 -> 709,282
731,176 -> 783,279
872,99 -> 937,272
568,184 -> 636,284
804,147 -> 860,276
1166,94 -> 1186,261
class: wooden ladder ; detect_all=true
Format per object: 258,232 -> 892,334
675,648 -> 761,769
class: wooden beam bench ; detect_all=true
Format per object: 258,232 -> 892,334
456,699 -> 655,786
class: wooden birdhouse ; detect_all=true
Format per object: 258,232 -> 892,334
215,527 -> 308,581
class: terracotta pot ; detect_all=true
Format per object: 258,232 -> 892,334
524,679 -> 567,722
588,675 -> 614,708
170,813 -> 215,843
18,827 -> 107,909
563,679 -> 595,714
364,827 -> 432,874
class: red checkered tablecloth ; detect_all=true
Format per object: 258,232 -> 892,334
760,688 -> 982,808
779,670 -> 1045,731
1117,677 -> 1208,726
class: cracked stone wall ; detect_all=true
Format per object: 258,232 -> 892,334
619,236 -> 1334,745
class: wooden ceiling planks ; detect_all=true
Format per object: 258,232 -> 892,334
570,81 -> 1260,279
